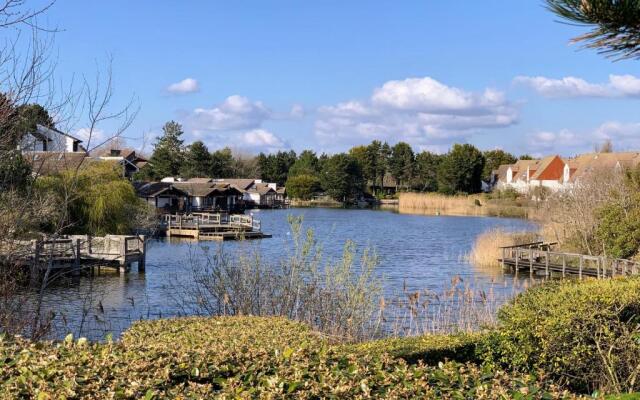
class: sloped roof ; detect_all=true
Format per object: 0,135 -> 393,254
530,155 -> 566,181
213,178 -> 256,191
567,152 -> 640,182
495,164 -> 511,182
253,182 -> 276,195
185,177 -> 213,183
24,152 -> 89,176
134,182 -> 175,197
35,124 -> 83,143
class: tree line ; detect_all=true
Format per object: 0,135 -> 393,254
139,121 -> 532,202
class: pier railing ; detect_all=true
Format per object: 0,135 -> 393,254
162,213 -> 261,231
500,243 -> 640,278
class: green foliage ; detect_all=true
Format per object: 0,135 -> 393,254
0,316 -> 575,399
484,278 -> 640,394
36,162 -> 149,235
413,151 -> 442,192
0,151 -> 32,191
210,147 -> 234,178
546,0 -> 640,60
595,197 -> 640,259
438,144 -> 485,194
285,174 -> 321,200
483,149 -> 517,182
180,140 -> 212,178
389,142 -> 415,189
287,150 -> 319,177
258,150 -> 297,185
320,153 -> 364,201
147,120 -> 185,179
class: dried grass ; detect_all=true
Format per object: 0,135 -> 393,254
468,228 -> 539,268
398,192 -> 533,219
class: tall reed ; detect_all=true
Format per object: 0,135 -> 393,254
468,228 -> 539,267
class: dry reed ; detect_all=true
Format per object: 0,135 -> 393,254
398,192 -> 533,218
468,228 -> 539,268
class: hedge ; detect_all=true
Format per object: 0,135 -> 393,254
0,316 -> 575,399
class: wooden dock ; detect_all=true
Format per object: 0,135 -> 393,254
4,235 -> 147,283
160,213 -> 271,241
499,242 -> 640,279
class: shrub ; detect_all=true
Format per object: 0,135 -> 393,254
0,316 -> 576,399
483,278 -> 640,394
285,173 -> 321,200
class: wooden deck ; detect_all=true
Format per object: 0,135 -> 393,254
4,235 -> 147,283
159,213 -> 271,241
499,242 -> 640,279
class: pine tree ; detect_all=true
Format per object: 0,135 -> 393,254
211,147 -> 234,178
389,142 -> 415,190
181,140 -> 212,178
148,121 -> 184,179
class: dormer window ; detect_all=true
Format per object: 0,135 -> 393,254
110,149 -> 121,156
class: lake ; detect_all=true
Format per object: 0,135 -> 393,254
31,208 -> 536,340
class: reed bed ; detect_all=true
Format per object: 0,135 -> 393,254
379,275 -> 532,337
398,192 -> 533,218
468,228 -> 540,268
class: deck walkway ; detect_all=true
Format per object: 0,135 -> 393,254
3,235 -> 146,283
499,242 -> 640,279
160,213 -> 271,241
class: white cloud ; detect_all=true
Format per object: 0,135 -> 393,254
239,129 -> 286,152
526,121 -> 640,155
74,127 -> 106,144
167,78 -> 200,94
187,95 -> 271,132
514,74 -> 640,98
315,76 -> 517,148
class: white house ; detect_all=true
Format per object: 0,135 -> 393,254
18,124 -> 85,153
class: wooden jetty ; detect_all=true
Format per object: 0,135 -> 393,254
499,242 -> 640,279
160,212 -> 271,241
4,235 -> 147,283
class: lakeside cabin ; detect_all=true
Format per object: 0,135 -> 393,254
134,181 -> 243,213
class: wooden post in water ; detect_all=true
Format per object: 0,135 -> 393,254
500,248 -> 505,269
514,248 -> 519,276
119,237 -> 128,274
30,240 -> 40,286
562,254 -> 566,278
138,235 -> 146,273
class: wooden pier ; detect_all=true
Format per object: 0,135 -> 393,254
160,213 -> 271,241
499,242 -> 640,279
4,235 -> 147,283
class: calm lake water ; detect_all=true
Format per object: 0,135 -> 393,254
32,208 -> 536,340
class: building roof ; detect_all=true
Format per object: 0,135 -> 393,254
530,155 -> 565,181
24,152 -> 89,176
566,152 -> 640,182
276,187 -> 286,194
184,177 -> 213,183
213,178 -> 256,191
172,182 -> 242,197
253,182 -> 276,195
35,124 -> 83,143
494,164 -> 511,183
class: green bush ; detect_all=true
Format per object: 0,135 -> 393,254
0,316 -> 574,399
483,278 -> 640,394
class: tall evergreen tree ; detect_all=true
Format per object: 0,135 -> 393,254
148,121 -> 184,179
180,140 -> 212,178
437,144 -> 485,194
258,150 -> 296,185
413,151 -> 443,192
211,147 -> 234,178
320,153 -> 363,202
389,142 -> 415,190
288,150 -> 319,177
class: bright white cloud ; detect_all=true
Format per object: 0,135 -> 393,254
371,77 -> 504,113
187,95 -> 271,132
526,121 -> 640,154
514,74 -> 640,98
238,129 -> 287,152
315,76 -> 517,148
167,78 -> 200,94
74,127 -> 106,144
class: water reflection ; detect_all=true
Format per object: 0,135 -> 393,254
29,208 -> 536,340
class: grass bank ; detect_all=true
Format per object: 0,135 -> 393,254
398,192 -> 540,219
468,228 -> 540,267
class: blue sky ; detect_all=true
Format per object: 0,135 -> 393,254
44,1 -> 640,156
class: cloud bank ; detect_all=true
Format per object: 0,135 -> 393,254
514,74 -> 640,98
